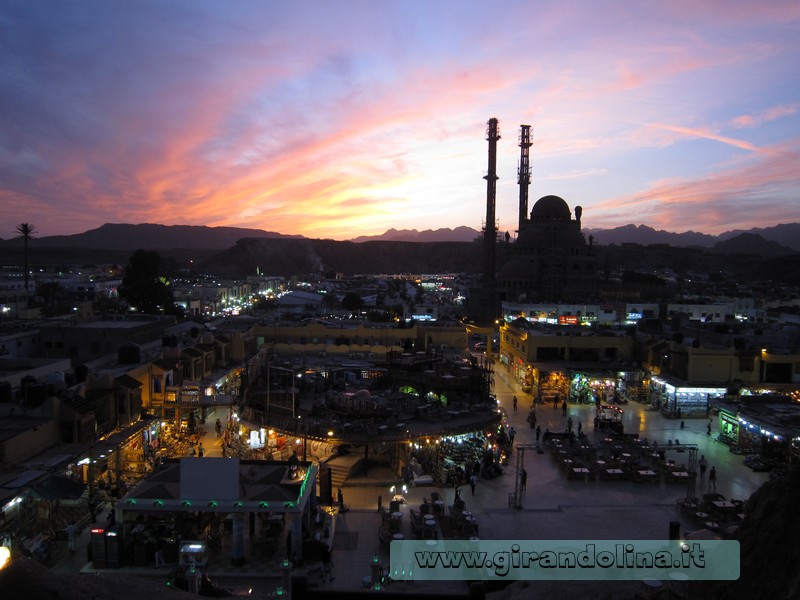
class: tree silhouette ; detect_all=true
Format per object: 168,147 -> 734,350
341,292 -> 363,316
14,223 -> 36,307
36,281 -> 70,317
119,249 -> 174,314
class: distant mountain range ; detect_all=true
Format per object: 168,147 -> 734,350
0,223 -> 298,251
2,222 -> 799,251
355,223 -> 800,252
583,223 -> 800,251
350,226 -> 481,243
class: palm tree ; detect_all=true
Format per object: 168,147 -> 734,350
15,223 -> 36,307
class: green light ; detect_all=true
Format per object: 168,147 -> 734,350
153,499 -> 164,507
182,500 -> 192,507
126,499 -> 137,505
208,501 -> 218,508
283,502 -> 294,509
259,502 -> 269,508
233,501 -> 244,509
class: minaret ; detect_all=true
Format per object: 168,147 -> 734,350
518,124 -> 532,233
483,118 -> 500,321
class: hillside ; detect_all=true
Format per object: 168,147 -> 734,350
711,233 -> 795,257
198,237 -> 482,277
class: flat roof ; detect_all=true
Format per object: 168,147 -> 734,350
116,458 -> 317,514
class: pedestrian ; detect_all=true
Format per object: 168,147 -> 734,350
593,416 -> 599,431
508,427 -> 516,446
215,418 -> 222,437
535,425 -> 541,442
698,455 -> 708,478
154,536 -> 166,568
567,416 -> 573,433
319,542 -> 334,582
512,396 -> 518,413
198,442 -> 204,458
562,400 -> 567,416
577,421 -> 582,435
66,520 -> 78,553
88,497 -> 98,524
520,468 -> 528,491
709,466 -> 717,491
469,473 -> 478,496
707,420 -> 712,436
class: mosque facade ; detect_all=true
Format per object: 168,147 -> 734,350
496,195 -> 599,303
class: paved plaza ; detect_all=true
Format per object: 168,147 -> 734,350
317,366 -> 768,594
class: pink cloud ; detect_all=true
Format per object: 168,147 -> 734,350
644,122 -> 767,154
588,140 -> 800,233
732,103 -> 799,129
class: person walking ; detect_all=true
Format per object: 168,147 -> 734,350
215,418 -> 222,438
88,497 -> 98,524
699,455 -> 708,478
198,442 -> 204,458
520,468 -> 528,491
707,420 -> 712,436
508,427 -> 516,447
577,421 -> 583,436
66,520 -> 78,553
567,416 -> 573,433
535,425 -> 541,442
709,466 -> 717,491
512,396 -> 518,413
562,399 -> 567,416
469,473 -> 478,496
154,536 -> 166,568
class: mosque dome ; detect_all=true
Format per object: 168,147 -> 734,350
530,195 -> 571,221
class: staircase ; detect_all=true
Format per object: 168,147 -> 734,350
324,454 -> 362,490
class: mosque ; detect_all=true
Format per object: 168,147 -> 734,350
496,194 -> 599,304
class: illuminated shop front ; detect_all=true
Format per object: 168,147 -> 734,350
717,409 -> 740,445
650,376 -> 726,418
712,395 -> 800,463
735,417 -> 796,461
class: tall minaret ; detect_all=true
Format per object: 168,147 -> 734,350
518,124 -> 532,233
483,118 -> 500,321
483,118 -> 500,283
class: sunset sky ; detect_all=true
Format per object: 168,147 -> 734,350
2,1 -> 800,240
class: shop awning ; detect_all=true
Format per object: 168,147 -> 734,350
29,474 -> 86,500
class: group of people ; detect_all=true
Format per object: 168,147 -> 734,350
698,454 -> 718,490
